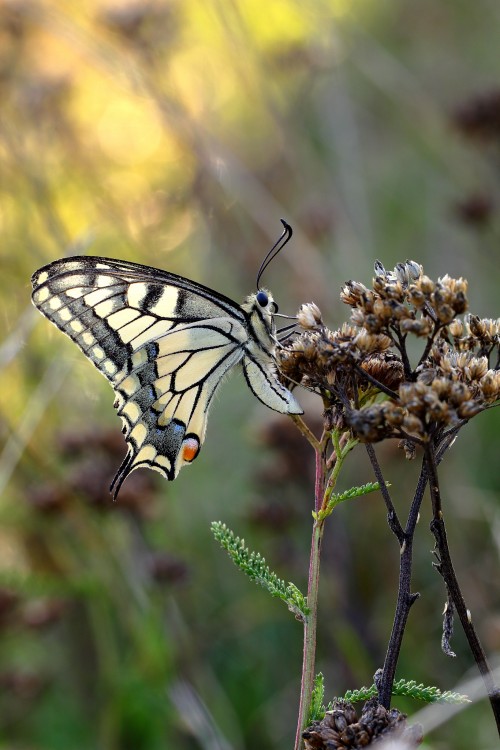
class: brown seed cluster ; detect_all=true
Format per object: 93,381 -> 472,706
302,698 -> 422,749
278,262 -> 499,446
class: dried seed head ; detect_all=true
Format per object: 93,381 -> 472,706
297,302 -> 324,330
464,356 -> 489,380
402,413 -> 426,438
361,355 -> 404,392
374,259 -> 423,286
282,259 -> 497,439
302,699 -> 422,750
400,318 -> 433,337
480,370 -> 500,400
467,314 -> 500,344
353,330 -> 392,354
457,401 -> 484,419
419,275 -> 435,295
340,280 -> 371,306
407,286 -> 427,308
449,319 -> 464,338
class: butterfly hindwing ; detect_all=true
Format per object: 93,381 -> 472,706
32,255 -> 302,495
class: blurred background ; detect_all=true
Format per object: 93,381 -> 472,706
1,1 -> 500,748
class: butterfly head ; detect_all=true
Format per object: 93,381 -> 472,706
242,288 -> 278,319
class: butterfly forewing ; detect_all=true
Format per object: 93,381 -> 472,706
31,255 -> 302,495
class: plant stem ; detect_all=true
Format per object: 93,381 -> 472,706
425,444 -> 500,734
294,519 -> 324,750
294,432 -> 356,749
377,463 -> 427,707
365,444 -> 404,543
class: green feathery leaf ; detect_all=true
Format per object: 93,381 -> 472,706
335,679 -> 469,707
211,522 -> 310,620
308,673 -> 325,724
315,481 -> 383,521
391,679 -> 471,704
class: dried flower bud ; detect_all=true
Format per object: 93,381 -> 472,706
464,356 -> 489,380
448,319 -> 464,337
347,406 -> 390,442
403,413 -> 425,437
404,260 -> 424,281
436,303 -> 456,324
468,314 -> 500,343
457,401 -> 484,419
448,382 -> 472,405
407,286 -> 427,308
373,275 -> 406,302
297,302 -> 323,330
480,370 -> 500,399
383,404 -> 406,426
353,330 -> 392,354
400,318 -> 433,337
419,275 -> 435,295
340,280 -> 370,306
361,355 -> 404,392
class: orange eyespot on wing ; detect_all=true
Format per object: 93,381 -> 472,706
181,436 -> 200,463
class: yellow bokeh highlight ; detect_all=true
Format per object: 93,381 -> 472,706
97,95 -> 164,165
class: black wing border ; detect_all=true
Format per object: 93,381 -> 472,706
31,255 -> 246,321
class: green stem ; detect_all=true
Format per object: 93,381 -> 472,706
294,519 -> 324,750
294,431 -> 357,750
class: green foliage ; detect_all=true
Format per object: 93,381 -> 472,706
315,481 -> 383,521
211,522 -> 309,620
307,677 -> 471,724
308,673 -> 326,723
339,679 -> 470,707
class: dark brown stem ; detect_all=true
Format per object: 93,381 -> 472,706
391,327 -> 413,379
377,464 -> 427,707
425,444 -> 500,735
365,444 -> 404,543
415,321 -> 442,372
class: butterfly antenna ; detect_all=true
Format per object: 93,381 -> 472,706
256,219 -> 293,289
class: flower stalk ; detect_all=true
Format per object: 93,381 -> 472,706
294,429 -> 357,750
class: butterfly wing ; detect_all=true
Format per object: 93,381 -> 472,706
31,256 -> 248,495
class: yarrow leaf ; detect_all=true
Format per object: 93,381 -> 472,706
308,673 -> 326,723
316,481 -> 383,521
330,679 -> 470,709
211,522 -> 310,620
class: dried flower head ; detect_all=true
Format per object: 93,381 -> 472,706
302,698 -> 422,749
278,260 -> 499,450
297,302 -> 324,330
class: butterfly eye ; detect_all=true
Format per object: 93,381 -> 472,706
256,290 -> 269,307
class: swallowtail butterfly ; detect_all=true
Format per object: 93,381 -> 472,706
31,223 -> 302,497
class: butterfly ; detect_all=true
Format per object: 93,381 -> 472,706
31,222 -> 302,497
